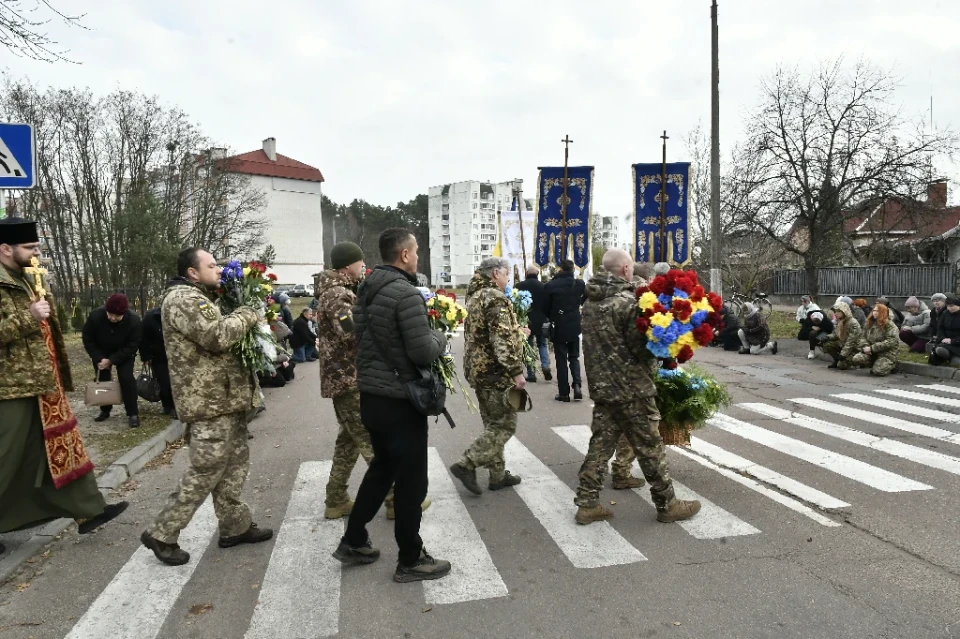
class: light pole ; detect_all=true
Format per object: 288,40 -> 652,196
709,0 -> 723,296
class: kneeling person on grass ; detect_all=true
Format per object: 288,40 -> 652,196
573,248 -> 700,526
850,304 -> 901,376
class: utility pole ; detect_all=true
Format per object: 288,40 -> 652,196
560,135 -> 573,262
709,0 -> 723,296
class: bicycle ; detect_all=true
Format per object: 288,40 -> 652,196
726,289 -> 773,319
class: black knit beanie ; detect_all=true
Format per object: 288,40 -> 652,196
331,242 -> 364,269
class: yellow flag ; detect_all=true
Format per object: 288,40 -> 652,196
492,209 -> 503,257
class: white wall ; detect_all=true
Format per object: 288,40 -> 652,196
250,174 -> 325,285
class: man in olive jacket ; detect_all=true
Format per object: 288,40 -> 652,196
141,247 -> 273,566
332,228 -> 451,584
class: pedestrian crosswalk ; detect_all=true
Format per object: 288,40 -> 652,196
57,383 -> 960,638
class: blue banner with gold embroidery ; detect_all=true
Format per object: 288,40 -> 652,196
534,166 -> 594,267
632,162 -> 691,266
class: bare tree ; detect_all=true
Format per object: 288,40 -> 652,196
0,0 -> 85,63
726,58 -> 957,295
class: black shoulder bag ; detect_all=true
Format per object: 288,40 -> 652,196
360,288 -> 456,428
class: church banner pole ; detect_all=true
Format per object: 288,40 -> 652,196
514,178 -> 528,267
560,135 -> 573,262
659,130 -> 669,263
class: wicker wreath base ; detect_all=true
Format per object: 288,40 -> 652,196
659,423 -> 692,447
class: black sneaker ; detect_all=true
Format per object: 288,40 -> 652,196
555,394 -> 570,403
573,385 -> 583,401
218,523 -> 273,548
77,501 -> 129,534
332,537 -> 381,565
450,462 -> 482,495
771,341 -> 779,355
94,409 -> 111,422
542,369 -> 553,381
0,542 -> 6,555
489,471 -> 522,491
525,375 -> 537,384
129,416 -> 140,428
393,548 -> 451,583
141,530 -> 190,566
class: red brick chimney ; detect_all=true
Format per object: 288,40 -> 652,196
927,180 -> 947,208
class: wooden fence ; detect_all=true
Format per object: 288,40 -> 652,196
775,264 -> 957,297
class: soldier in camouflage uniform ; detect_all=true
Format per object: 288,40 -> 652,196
850,304 -> 901,376
574,248 -> 701,525
316,242 -> 430,521
449,258 -> 528,495
141,248 -> 273,566
822,302 -> 863,370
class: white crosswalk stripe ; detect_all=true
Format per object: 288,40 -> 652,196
708,413 -> 932,492
552,425 -> 760,539
739,403 -> 960,478
686,436 -> 850,510
420,448 -> 508,604
787,397 -> 960,444
878,388 -> 960,408
65,499 -> 218,639
917,384 -> 960,396
503,438 -> 647,568
246,461 -> 343,639
832,393 -> 960,422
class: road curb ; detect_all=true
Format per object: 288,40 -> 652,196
772,338 -> 960,381
0,419 -> 185,584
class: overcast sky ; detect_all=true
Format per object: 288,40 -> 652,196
6,0 -> 959,217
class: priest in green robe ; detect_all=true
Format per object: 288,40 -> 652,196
0,217 -> 127,555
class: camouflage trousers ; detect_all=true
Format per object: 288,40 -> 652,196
605,435 -> 637,482
850,351 -> 898,376
325,390 -> 393,508
575,397 -> 675,510
148,411 -> 252,544
459,388 -> 517,483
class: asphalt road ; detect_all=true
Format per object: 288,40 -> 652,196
2,341 -> 960,639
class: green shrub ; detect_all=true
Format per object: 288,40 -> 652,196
70,304 -> 85,331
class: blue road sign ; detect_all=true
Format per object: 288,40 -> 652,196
0,123 -> 36,189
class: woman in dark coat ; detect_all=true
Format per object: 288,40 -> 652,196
928,296 -> 960,366
737,303 -> 777,355
82,294 -> 142,427
714,305 -> 742,351
800,310 -> 834,359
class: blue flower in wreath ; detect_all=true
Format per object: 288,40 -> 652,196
690,310 -> 709,328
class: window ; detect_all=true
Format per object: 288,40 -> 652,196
473,192 -> 478,199
472,203 -> 478,209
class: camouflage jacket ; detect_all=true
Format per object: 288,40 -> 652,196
160,277 -> 260,424
463,273 -> 526,390
315,269 -> 358,398
0,264 -> 73,401
581,273 -> 657,403
825,303 -> 863,360
858,319 -> 900,356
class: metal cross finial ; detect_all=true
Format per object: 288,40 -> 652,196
561,135 -> 574,148
24,256 -> 48,299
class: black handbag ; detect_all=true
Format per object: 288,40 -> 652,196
136,363 -> 161,403
360,289 -> 454,427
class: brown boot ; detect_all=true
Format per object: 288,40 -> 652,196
324,500 -> 354,520
656,498 -> 702,523
218,523 -> 274,548
141,531 -> 190,566
385,498 -> 432,520
575,505 -> 614,525
611,476 -> 645,490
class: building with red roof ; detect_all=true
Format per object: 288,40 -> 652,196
219,137 -> 325,285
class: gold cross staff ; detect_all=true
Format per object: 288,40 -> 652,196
24,256 -> 47,299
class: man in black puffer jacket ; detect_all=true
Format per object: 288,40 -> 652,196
332,227 -> 451,584
543,259 -> 587,402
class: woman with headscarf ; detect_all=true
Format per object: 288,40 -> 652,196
822,302 -> 862,369
850,304 -> 901,376
795,295 -> 820,324
799,310 -> 834,359
737,303 -> 777,355
927,294 -> 947,352
899,296 -> 931,353
928,296 -> 960,366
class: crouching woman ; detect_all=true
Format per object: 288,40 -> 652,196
822,302 -> 862,370
928,296 -> 960,366
850,304 -> 901,376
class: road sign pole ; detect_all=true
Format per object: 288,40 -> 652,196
0,189 -> 5,218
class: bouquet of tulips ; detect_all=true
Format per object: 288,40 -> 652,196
421,289 -> 476,412
219,260 -> 282,374
509,288 -> 539,367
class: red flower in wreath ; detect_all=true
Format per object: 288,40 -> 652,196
648,277 -> 668,296
693,323 -> 715,347
672,299 -> 693,322
267,272 -> 278,282
636,316 -> 651,333
663,359 -> 678,370
706,292 -> 723,312
676,345 -> 695,363
690,285 -> 706,303
635,285 -> 650,297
